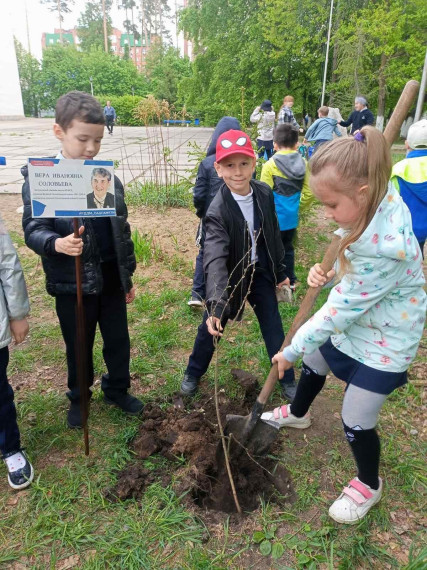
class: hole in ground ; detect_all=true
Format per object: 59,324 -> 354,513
105,369 -> 296,516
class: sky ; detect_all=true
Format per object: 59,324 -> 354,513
7,0 -> 184,61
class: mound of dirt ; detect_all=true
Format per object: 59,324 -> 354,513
106,369 -> 295,514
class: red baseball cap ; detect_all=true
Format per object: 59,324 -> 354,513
216,130 -> 256,163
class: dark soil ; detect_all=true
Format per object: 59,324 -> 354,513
106,369 -> 296,514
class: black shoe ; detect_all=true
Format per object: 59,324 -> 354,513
281,381 -> 298,403
104,391 -> 144,415
67,400 -> 84,429
3,449 -> 34,490
180,373 -> 200,396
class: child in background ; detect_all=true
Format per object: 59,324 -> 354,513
188,117 -> 241,307
180,129 -> 295,397
262,127 -> 426,524
261,124 -> 315,400
391,119 -> 427,257
0,214 -> 33,490
250,100 -> 276,160
22,91 -> 142,429
303,106 -> 342,152
260,125 -> 314,290
277,95 -> 300,129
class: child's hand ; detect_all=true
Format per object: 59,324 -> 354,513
277,277 -> 290,289
206,316 -> 223,337
307,263 -> 336,287
126,287 -> 136,304
272,351 -> 293,379
10,318 -> 29,344
55,226 -> 85,256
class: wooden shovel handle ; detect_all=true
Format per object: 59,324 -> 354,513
257,233 -> 341,405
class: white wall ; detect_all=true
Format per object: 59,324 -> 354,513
0,13 -> 25,119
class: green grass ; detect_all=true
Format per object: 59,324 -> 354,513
1,198 -> 426,569
126,180 -> 193,209
132,229 -> 163,266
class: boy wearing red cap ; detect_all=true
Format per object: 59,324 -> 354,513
180,130 -> 296,396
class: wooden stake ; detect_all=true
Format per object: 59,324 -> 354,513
73,218 -> 90,456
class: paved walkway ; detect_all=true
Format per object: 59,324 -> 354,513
0,118 -> 214,193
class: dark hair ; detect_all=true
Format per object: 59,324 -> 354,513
55,91 -> 105,131
273,124 -> 299,148
91,167 -> 112,181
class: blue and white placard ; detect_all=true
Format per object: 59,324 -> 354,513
27,158 -> 116,218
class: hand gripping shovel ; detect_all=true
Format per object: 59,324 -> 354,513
224,234 -> 340,456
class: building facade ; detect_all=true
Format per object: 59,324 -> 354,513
42,28 -> 154,71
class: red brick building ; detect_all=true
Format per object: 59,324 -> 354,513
42,28 -> 156,71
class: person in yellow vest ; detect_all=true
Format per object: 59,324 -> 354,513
391,119 -> 427,257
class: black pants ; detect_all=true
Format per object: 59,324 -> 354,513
0,347 -> 20,455
191,248 -> 205,300
106,117 -> 114,133
186,269 -> 292,380
280,228 -> 297,284
55,262 -> 130,401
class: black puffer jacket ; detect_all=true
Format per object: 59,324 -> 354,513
204,180 -> 286,320
21,164 -> 136,296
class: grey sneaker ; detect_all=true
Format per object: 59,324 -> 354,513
187,297 -> 204,308
180,373 -> 200,396
280,380 -> 297,403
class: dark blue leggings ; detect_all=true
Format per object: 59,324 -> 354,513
0,347 -> 20,455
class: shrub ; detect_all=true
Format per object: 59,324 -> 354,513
96,95 -> 145,126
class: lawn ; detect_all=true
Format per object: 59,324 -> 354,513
0,186 -> 425,570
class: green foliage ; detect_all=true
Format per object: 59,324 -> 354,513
332,0 -> 427,114
252,526 -> 286,559
131,229 -> 163,265
14,38 -> 42,117
179,0 -> 427,124
126,180 -> 192,209
77,0 -> 113,52
96,95 -> 144,126
39,45 -> 150,109
145,39 -> 192,104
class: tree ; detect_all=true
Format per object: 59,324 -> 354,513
40,0 -> 75,43
78,1 -> 113,53
332,0 -> 427,124
14,38 -> 42,117
145,40 -> 191,103
39,45 -> 149,108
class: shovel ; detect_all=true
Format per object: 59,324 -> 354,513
225,234 -> 341,456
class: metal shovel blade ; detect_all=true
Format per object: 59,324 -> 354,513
224,413 -> 280,456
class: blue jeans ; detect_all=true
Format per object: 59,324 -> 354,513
186,268 -> 294,384
0,347 -> 20,455
313,139 -> 329,153
191,248 -> 206,300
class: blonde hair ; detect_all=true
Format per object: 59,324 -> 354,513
318,106 -> 329,116
310,126 -> 391,274
282,95 -> 294,106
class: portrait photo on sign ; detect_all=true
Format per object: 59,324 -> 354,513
87,167 -> 115,209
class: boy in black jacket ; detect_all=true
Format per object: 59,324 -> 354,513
188,116 -> 240,307
180,129 -> 296,397
22,91 -> 143,428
